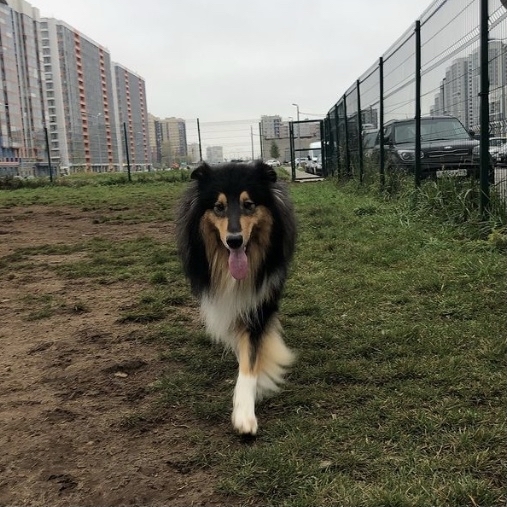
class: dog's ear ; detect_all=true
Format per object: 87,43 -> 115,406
254,160 -> 277,183
191,162 -> 212,181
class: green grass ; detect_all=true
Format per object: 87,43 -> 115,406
1,175 -> 505,506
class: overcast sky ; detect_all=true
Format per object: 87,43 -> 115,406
30,0 -> 431,123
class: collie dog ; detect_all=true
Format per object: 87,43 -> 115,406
176,161 -> 296,435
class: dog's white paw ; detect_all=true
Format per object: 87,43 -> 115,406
232,405 -> 258,435
232,373 -> 258,435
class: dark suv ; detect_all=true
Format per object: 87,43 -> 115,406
377,116 -> 481,179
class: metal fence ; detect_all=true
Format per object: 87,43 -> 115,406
322,0 -> 507,212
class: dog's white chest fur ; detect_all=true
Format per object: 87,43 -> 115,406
200,278 -> 270,347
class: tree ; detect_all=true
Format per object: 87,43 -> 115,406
270,141 -> 280,160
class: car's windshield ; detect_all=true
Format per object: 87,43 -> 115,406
393,119 -> 470,144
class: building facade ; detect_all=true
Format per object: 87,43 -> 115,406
0,0 -> 151,177
187,142 -> 201,164
0,0 -> 47,177
113,62 -> 150,171
430,40 -> 507,135
147,115 -> 188,167
40,18 -> 122,173
206,145 -> 223,164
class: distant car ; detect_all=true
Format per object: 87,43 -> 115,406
489,136 -> 507,156
372,116 -> 482,179
494,142 -> 507,167
265,159 -> 281,167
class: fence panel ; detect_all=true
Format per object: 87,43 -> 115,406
420,0 -> 480,132
383,29 -> 416,124
322,0 -> 507,213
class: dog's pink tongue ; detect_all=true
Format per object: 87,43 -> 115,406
228,248 -> 248,280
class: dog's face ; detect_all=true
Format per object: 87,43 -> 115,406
192,162 -> 276,280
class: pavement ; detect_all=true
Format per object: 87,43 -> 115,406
288,166 -> 324,182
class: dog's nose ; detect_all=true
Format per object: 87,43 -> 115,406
226,233 -> 243,250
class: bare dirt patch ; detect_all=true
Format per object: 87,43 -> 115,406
0,206 -> 233,506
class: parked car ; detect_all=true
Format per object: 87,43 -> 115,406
494,142 -> 507,167
295,157 -> 308,168
265,159 -> 281,167
362,129 -> 379,159
489,136 -> 507,156
373,115 -> 482,179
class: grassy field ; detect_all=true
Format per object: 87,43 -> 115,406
1,173 -> 505,506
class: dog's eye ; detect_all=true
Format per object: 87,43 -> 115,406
243,200 -> 256,213
213,202 -> 226,215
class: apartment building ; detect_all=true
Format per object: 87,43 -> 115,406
187,142 -> 201,164
206,145 -> 223,164
430,40 -> 507,134
148,115 -> 187,166
40,18 -> 121,173
0,0 -> 152,177
0,0 -> 47,177
113,62 -> 150,171
147,112 -> 162,164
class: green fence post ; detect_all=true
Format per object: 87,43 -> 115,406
343,95 -> 351,177
479,0 -> 490,218
379,57 -> 385,188
357,79 -> 364,184
415,20 -> 422,187
334,104 -> 340,176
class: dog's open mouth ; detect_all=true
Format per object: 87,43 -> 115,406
228,247 -> 248,280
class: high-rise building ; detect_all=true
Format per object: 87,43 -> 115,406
0,0 -> 151,176
147,116 -> 187,166
429,41 -> 507,135
206,146 -> 223,164
160,117 -> 187,160
147,113 -> 162,165
187,142 -> 201,164
0,0 -> 47,177
40,17 -> 120,173
113,63 -> 150,171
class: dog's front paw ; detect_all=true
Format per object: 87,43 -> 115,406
232,405 -> 258,435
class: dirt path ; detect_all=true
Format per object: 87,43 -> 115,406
0,206 -> 229,506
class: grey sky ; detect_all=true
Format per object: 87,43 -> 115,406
31,0 -> 430,122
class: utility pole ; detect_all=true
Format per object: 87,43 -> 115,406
197,118 -> 203,162
259,122 -> 264,160
250,125 -> 254,161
